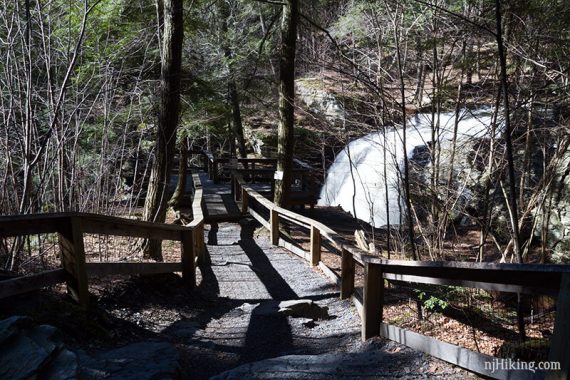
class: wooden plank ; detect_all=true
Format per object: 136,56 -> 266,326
195,222 -> 205,265
249,208 -> 270,229
319,262 -> 341,286
310,225 -> 321,266
371,261 -> 568,291
343,245 -> 367,266
58,217 -> 89,309
0,214 -> 69,237
341,248 -> 355,299
85,262 -> 182,276
82,217 -> 183,241
278,212 -> 311,230
379,323 -> 536,380
213,159 -> 219,183
241,190 -> 249,213
547,272 -> 570,380
278,238 -> 311,261
352,288 -> 364,318
243,185 -> 274,209
270,208 -> 279,246
0,269 -> 66,299
383,273 -> 558,296
365,257 -> 570,273
362,262 -> 383,340
321,239 -> 342,256
180,230 -> 195,288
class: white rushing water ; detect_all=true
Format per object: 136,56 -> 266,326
318,108 -> 497,227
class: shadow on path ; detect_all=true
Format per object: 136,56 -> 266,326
238,218 -> 296,364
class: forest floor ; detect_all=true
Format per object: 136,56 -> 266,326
2,219 -> 480,379
286,206 -> 555,361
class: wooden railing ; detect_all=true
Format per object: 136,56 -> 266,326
200,150 -> 314,189
0,174 -> 206,309
187,173 -> 205,263
233,172 -> 570,379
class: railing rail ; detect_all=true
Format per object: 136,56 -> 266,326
0,174 -> 206,308
232,171 -> 570,380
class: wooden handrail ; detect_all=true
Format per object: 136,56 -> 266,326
232,170 -> 570,380
185,173 -> 205,265
0,190 -> 206,306
0,212 -> 191,238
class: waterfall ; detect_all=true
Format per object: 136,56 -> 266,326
318,108 -> 496,227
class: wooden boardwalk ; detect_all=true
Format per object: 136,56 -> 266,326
1,157 -> 569,379
200,172 -> 245,224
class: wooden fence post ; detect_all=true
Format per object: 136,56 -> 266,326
310,225 -> 321,266
341,248 -> 355,299
362,262 -> 383,340
195,222 -> 204,265
547,272 -> 570,380
213,159 -> 219,183
270,208 -> 279,245
58,217 -> 89,309
181,230 -> 196,288
241,190 -> 249,214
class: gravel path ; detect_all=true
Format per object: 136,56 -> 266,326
166,220 -> 477,379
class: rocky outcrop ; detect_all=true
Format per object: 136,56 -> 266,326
545,151 -> 570,263
0,316 -> 181,380
0,316 -> 79,380
211,351 -> 391,379
296,79 -> 345,124
78,342 -> 181,380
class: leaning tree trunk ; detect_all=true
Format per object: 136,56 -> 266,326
143,0 -> 184,260
274,0 -> 298,208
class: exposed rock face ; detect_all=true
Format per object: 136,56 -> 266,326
546,151 -> 570,263
0,316 -> 181,380
78,342 -> 181,380
296,79 -> 345,124
211,352 -> 391,379
0,316 -> 79,380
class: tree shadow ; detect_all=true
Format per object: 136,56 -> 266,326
237,218 -> 298,364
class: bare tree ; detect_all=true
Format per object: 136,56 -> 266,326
143,0 -> 184,260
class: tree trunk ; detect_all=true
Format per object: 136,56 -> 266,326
219,0 -> 247,159
496,0 -> 526,343
495,0 -> 522,264
229,81 -> 247,158
143,0 -> 184,260
274,0 -> 298,208
169,137 -> 188,208
394,7 -> 417,260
